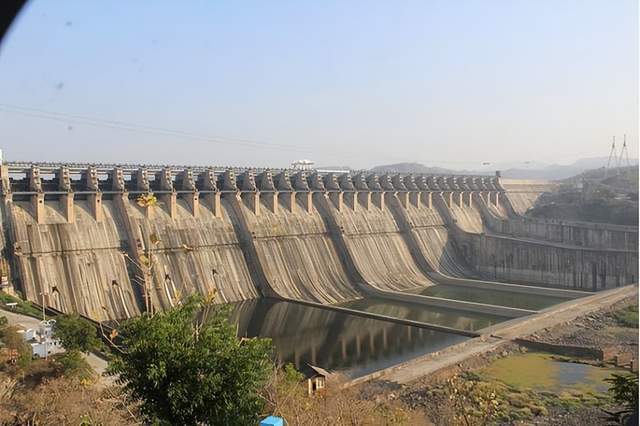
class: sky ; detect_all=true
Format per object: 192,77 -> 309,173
0,0 -> 637,170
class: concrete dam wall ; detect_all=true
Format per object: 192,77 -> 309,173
484,215 -> 638,251
5,199 -> 140,321
228,169 -> 359,304
499,178 -> 557,215
456,231 -> 638,290
0,163 -> 636,320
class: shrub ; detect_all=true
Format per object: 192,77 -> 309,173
54,314 -> 101,353
107,295 -> 273,425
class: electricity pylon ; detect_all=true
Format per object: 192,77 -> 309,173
605,136 -> 619,178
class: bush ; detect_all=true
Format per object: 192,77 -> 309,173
107,295 -> 273,425
614,305 -> 639,329
54,314 -> 101,353
54,350 -> 95,381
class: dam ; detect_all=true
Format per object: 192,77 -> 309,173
0,162 -> 637,377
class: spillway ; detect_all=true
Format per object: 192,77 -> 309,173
0,163 -> 635,325
500,178 -> 556,215
5,199 -> 140,321
327,196 -> 436,291
402,203 -> 473,277
1,162 -> 635,380
126,197 -> 260,308
230,194 -> 360,304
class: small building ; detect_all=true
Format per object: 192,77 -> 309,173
301,364 -> 331,396
291,159 -> 315,170
30,338 -> 62,358
18,328 -> 36,341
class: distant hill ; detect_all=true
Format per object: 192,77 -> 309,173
371,157 -> 638,181
498,157 -> 638,180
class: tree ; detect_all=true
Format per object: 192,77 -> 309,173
54,313 -> 101,353
605,373 -> 639,425
107,295 -> 273,425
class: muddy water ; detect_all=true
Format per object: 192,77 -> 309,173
481,352 -> 624,393
228,298 -> 469,377
418,285 -> 574,311
339,297 -> 508,331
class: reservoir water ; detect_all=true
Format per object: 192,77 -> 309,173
229,298 -> 469,378
416,285 -> 575,311
339,297 -> 508,331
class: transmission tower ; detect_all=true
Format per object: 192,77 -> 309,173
605,136 -> 618,178
618,134 -> 630,168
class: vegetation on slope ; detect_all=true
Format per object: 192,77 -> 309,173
528,166 -> 638,225
0,291 -> 42,319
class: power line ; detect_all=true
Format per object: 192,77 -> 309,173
0,103 -> 313,153
0,103 -> 502,168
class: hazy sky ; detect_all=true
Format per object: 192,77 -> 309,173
0,0 -> 637,170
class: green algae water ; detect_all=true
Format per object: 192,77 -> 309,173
418,285 -> 574,311
481,352 -> 623,394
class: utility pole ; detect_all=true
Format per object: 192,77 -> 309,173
40,291 -> 48,360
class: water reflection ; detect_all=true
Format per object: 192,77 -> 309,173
228,298 -> 468,378
340,297 -> 508,331
418,285 -> 574,311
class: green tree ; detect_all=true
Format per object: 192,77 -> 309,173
605,373 -> 639,425
107,295 -> 273,425
54,314 -> 101,353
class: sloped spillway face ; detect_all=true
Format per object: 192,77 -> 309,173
403,205 -> 472,277
500,179 -> 556,216
238,197 -> 360,304
229,298 -> 469,378
448,202 -> 486,234
330,201 -> 435,291
128,198 -> 259,308
7,201 -> 140,320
